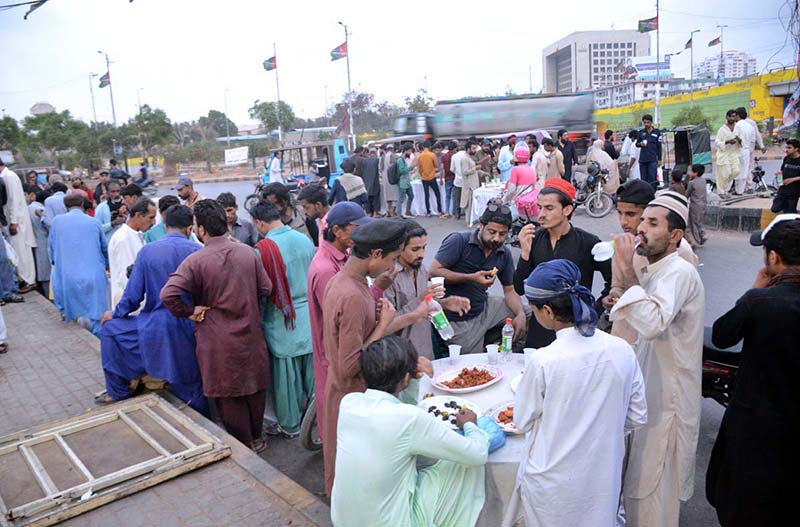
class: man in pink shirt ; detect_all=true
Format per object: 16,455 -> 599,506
307,202 -> 372,436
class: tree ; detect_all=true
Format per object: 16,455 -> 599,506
404,89 -> 434,112
129,105 -> 173,156
671,106 -> 711,130
0,116 -> 21,151
22,110 -> 90,163
249,100 -> 295,132
198,110 -> 237,139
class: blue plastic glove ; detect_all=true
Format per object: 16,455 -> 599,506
476,416 -> 506,453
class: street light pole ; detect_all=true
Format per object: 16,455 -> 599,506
273,42 -> 283,144
136,88 -> 143,115
655,0 -> 661,125
88,73 -> 98,124
224,89 -> 231,146
689,29 -> 700,106
716,24 -> 728,81
97,50 -> 117,126
338,21 -> 355,150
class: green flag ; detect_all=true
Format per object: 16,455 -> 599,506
638,16 -> 658,33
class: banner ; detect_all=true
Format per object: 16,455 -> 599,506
263,56 -> 277,71
224,146 -> 249,166
98,72 -> 110,88
622,55 -> 673,80
638,16 -> 658,33
330,42 -> 347,61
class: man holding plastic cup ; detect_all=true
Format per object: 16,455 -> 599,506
383,219 -> 470,359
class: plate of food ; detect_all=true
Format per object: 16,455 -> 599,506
432,365 -> 503,394
419,396 -> 481,431
488,401 -> 520,434
510,372 -> 524,393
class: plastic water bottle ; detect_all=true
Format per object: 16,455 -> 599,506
501,318 -> 514,362
426,294 -> 454,340
591,240 -> 615,261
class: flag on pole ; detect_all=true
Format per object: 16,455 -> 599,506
334,112 -> 349,135
638,16 -> 658,33
262,56 -> 277,71
98,72 -> 110,88
685,38 -> 693,50
614,59 -> 626,73
708,36 -> 721,47
330,42 -> 348,62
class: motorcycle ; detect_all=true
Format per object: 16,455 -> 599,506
573,161 -> 614,218
244,178 -> 303,214
702,326 -> 741,407
133,178 -> 158,197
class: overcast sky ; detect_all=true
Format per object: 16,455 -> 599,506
1,0 -> 794,128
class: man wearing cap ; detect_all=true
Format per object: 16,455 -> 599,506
174,176 -> 205,209
307,202 -> 372,441
514,179 -> 611,348
321,218 -> 421,495
503,259 -> 647,527
706,214 -> 800,527
430,204 -> 528,355
609,190 -> 705,527
606,179 -> 698,344
497,135 -> 518,183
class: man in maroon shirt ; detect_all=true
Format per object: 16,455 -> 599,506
161,199 -> 272,452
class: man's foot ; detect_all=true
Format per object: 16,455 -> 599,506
3,295 -> 24,303
0,343 -> 8,354
18,283 -> 36,294
93,392 -> 118,406
402,214 -> 414,219
251,437 -> 267,454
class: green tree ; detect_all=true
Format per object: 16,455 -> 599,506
0,116 -> 21,151
670,106 -> 712,130
249,100 -> 295,132
129,105 -> 173,156
198,110 -> 237,138
404,89 -> 434,112
22,110 -> 90,163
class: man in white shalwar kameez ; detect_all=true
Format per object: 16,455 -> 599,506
715,110 -> 743,195
0,161 -> 37,287
108,198 -> 155,308
734,112 -> 758,194
503,259 -> 647,527
609,190 -> 705,527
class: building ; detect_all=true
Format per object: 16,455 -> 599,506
593,78 -> 719,109
30,102 -> 56,115
542,30 -> 651,94
694,50 -> 757,81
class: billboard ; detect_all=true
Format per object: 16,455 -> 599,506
224,146 -> 249,166
617,55 -> 673,81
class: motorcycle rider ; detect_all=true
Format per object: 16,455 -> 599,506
706,214 -> 800,527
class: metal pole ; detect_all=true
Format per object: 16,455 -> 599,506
529,64 -> 533,93
224,89 -> 231,146
716,24 -> 728,82
99,51 -> 117,126
273,42 -> 283,144
88,74 -> 98,123
136,88 -> 143,115
655,0 -> 661,125
339,22 -> 355,150
690,29 -> 700,107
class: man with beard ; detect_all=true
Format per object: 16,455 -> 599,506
383,220 -> 470,359
706,214 -> 800,527
95,181 -> 127,240
497,135 -> 518,182
262,182 -> 318,243
557,129 -> 579,183
609,190 -> 705,527
514,179 -> 611,349
429,205 -> 528,354
715,110 -> 743,196
173,176 -> 205,209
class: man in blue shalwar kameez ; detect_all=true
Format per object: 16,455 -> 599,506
48,194 -> 109,336
96,204 -> 208,414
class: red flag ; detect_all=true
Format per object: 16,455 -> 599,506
262,56 -> 277,71
330,42 -> 347,62
708,36 -> 721,47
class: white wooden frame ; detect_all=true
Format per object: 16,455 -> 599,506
0,394 -> 230,527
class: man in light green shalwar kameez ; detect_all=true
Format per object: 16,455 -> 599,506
332,335 -> 490,527
251,201 -> 316,435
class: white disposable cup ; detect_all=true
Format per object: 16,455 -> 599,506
448,344 -> 461,365
486,344 -> 499,364
523,347 -> 536,366
429,277 -> 445,298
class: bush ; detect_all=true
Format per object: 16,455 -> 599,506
671,106 -> 711,130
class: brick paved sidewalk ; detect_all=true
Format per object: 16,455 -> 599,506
0,293 -> 331,527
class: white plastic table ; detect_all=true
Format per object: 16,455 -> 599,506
418,353 -> 527,527
470,185 -> 504,225
410,179 -> 446,216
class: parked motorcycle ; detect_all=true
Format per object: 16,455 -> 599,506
244,178 -> 303,214
702,326 -> 741,407
573,161 -> 614,218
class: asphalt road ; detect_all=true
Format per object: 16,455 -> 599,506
178,180 -> 761,526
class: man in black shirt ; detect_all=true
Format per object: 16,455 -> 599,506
557,129 -> 579,183
514,178 -> 611,348
772,138 -> 800,214
603,130 -> 620,160
94,170 -> 110,205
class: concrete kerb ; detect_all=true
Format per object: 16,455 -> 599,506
704,203 -> 778,233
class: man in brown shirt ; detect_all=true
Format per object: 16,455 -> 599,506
161,199 -> 272,452
543,138 -> 565,180
321,218 -> 411,495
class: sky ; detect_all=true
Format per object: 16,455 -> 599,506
0,0 -> 795,129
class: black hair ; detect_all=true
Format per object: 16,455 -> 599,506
557,128 -> 567,139
193,199 -> 228,237
35,190 -> 49,204
82,197 -> 93,211
787,139 -> 800,150
110,159 -> 118,165
726,109 -> 738,118
628,129 -> 638,139
262,182 -> 290,204
671,169 -> 685,182
250,200 -> 281,223
541,138 -> 555,147
539,187 -> 574,219
642,114 -> 653,122
23,184 -> 38,195
450,140 -> 459,150
764,220 -> 800,265
157,194 -> 180,213
164,204 -> 193,229
322,224 -> 338,243
690,164 -> 706,176
401,143 -> 414,153
432,141 -> 443,150
529,139 -> 540,149
50,182 -> 68,193
354,146 -> 365,154
63,194 -> 85,208
26,170 -> 38,177
341,157 -> 356,173
121,184 -> 143,197
360,336 -> 419,394
351,228 -> 406,259
297,183 -> 328,206
665,209 -> 687,232
130,197 -> 154,217
215,191 -> 237,209
736,107 -> 748,119
604,130 -> 614,140
530,294 -> 575,323
402,219 -> 427,245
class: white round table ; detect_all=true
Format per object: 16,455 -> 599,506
410,179 -> 446,216
417,353 -> 527,527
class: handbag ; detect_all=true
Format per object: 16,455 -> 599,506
514,185 -> 540,219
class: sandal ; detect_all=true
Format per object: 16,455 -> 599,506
3,295 -> 24,303
93,392 -> 117,406
0,343 -> 8,354
251,437 -> 267,454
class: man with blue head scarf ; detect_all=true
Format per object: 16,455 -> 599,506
502,259 -> 648,527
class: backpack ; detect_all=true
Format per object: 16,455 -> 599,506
387,157 -> 400,185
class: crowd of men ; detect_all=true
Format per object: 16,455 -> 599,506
0,121 -> 797,527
